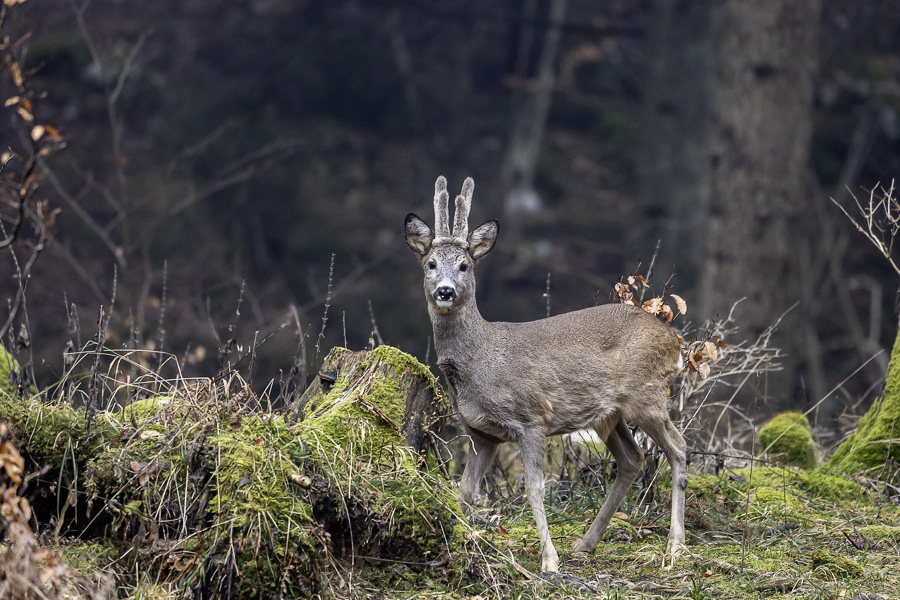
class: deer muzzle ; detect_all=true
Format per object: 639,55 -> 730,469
434,286 -> 457,305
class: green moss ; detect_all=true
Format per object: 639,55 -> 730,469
859,525 -> 900,545
0,344 -> 19,394
729,466 -> 864,504
688,473 -> 745,503
811,548 -> 864,577
54,539 -> 118,577
751,486 -> 805,512
207,414 -> 312,530
119,396 -> 173,424
799,471 -> 865,503
377,471 -> 463,559
300,345 -> 444,462
828,323 -> 900,482
758,411 -> 817,470
372,344 -> 441,390
0,392 -> 115,467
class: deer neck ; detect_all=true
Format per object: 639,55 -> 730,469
429,301 -> 488,364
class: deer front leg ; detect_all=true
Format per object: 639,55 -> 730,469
518,430 -> 558,573
458,431 -> 498,509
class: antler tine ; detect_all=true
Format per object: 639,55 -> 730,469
434,176 -> 450,237
452,177 -> 474,240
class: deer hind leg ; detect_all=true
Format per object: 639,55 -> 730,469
630,402 -> 688,566
574,418 -> 643,554
458,431 -> 499,509
518,429 -> 559,573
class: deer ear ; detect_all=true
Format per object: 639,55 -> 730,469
405,213 -> 434,255
469,220 -> 499,260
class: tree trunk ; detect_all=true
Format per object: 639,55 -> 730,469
698,0 -> 822,405
637,0 -> 720,292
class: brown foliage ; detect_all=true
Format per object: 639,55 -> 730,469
0,422 -> 112,600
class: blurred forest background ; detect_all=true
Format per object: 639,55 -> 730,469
2,0 -> 900,444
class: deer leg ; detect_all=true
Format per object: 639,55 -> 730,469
631,406 -> 688,566
518,429 -> 559,573
574,418 -> 643,554
458,432 -> 498,509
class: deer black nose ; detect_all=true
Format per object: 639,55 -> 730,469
435,286 -> 457,302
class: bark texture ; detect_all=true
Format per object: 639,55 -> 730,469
638,0 -> 719,289
699,0 -> 822,403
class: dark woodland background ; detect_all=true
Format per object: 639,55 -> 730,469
2,0 -> 900,440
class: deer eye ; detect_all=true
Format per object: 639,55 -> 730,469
459,263 -> 469,272
427,261 -> 437,270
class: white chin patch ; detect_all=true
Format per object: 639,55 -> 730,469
435,299 -> 454,309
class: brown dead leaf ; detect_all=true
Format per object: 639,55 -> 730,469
613,511 -> 630,521
0,441 -> 25,485
466,530 -> 488,542
8,62 -> 23,87
642,297 -> 663,315
661,304 -> 674,322
699,362 -> 711,379
521,546 -> 539,555
43,124 -> 62,141
30,124 -> 45,141
514,562 -> 533,580
140,429 -> 162,440
704,340 -> 719,361
670,294 -> 687,315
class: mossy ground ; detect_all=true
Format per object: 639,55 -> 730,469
448,457 -> 900,600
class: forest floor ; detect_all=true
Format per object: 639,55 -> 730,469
18,436 -> 900,600
426,465 -> 900,600
2,345 -> 899,599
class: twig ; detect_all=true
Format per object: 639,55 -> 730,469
831,181 -> 900,276
315,254 -> 336,358
368,299 -> 383,347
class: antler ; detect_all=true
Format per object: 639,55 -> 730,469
434,176 -> 451,238
452,177 -> 474,240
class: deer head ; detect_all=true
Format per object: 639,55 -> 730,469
405,176 -> 499,315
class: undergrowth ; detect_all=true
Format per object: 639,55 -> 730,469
3,341 -> 900,599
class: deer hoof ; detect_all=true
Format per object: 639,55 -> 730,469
572,537 -> 595,555
661,540 -> 691,570
541,549 -> 560,573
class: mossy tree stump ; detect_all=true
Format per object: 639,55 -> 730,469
828,321 -> 900,483
292,345 -> 449,466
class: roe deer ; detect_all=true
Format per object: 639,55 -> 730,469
404,176 -> 688,573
